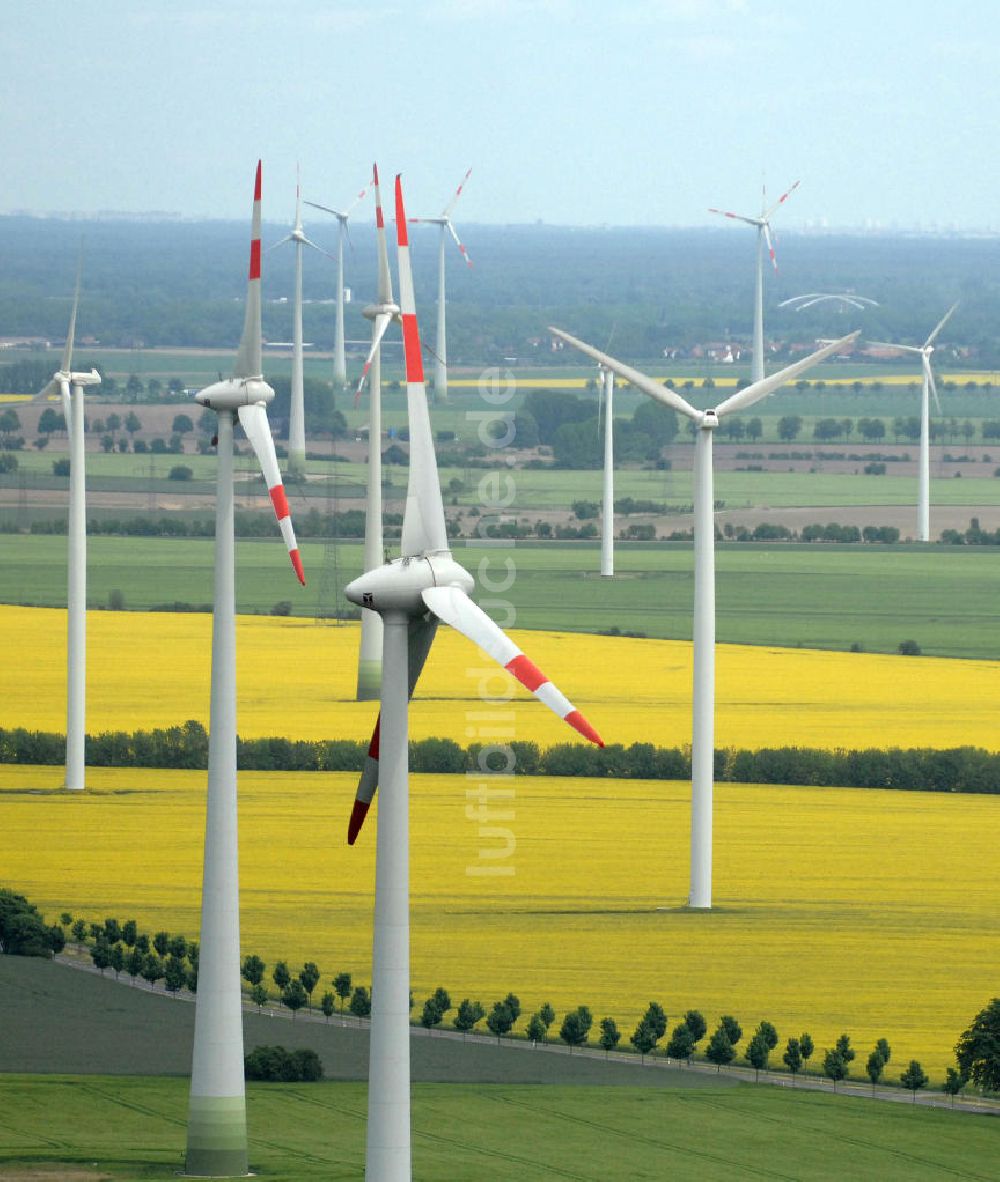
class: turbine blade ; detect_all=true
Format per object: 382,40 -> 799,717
926,357 -> 941,415
395,175 -> 449,558
300,235 -> 334,260
34,379 -> 58,402
866,341 -> 923,353
266,234 -> 293,252
353,312 -> 393,405
708,207 -> 759,227
548,328 -> 702,423
303,199 -> 345,218
341,180 -> 370,218
423,585 -> 603,746
237,401 -> 305,584
445,218 -> 473,267
764,179 -> 800,222
59,381 -> 72,445
763,222 -> 778,272
233,161 -> 263,380
442,168 -> 472,219
714,331 -> 860,418
373,163 -> 394,306
61,256 -> 83,374
347,615 -> 438,844
924,301 -> 959,348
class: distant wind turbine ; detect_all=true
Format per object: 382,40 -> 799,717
549,325 -> 858,910
710,180 -> 800,382
599,366 -> 615,577
270,168 -> 330,478
185,162 -> 305,1178
35,260 -> 100,792
867,303 -> 959,542
779,293 -> 879,313
411,169 -> 473,402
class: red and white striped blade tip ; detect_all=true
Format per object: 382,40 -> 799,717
347,798 -> 371,845
565,710 -> 603,747
291,550 -> 305,586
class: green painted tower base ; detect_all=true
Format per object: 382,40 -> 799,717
356,657 -> 381,701
185,1095 -> 248,1178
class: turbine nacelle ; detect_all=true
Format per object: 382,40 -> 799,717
362,301 -> 400,323
700,409 -> 720,430
57,369 -> 101,389
196,376 -> 275,411
346,553 -> 474,617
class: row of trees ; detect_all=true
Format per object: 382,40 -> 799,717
6,724 -> 1000,795
23,895 -> 1000,1099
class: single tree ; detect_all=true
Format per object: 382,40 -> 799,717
320,992 -> 336,1022
630,1019 -> 658,1062
333,971 -> 352,1012
135,933 -> 150,955
875,1038 -> 891,1066
125,947 -> 143,983
164,954 -> 187,993
299,961 -> 321,1008
783,1038 -> 802,1084
124,411 -> 142,437
719,1015 -> 742,1048
823,1049 -> 848,1091
539,1002 -> 556,1029
172,413 -> 194,435
140,953 -> 164,990
71,918 -> 87,943
433,987 -> 453,1019
242,954 -> 266,987
90,941 -> 111,975
251,983 -> 268,1012
799,1032 -> 814,1066
559,1006 -> 592,1052
453,999 -> 485,1037
103,918 -> 122,944
106,412 -> 122,435
746,1032 -> 770,1082
900,1059 -> 929,1102
835,1033 -> 856,1064
152,931 -> 170,958
683,1009 -> 707,1045
109,943 -> 125,980
643,1001 -> 667,1041
599,1016 -> 621,1057
421,998 -> 444,1032
349,985 -> 371,1023
706,1026 -> 734,1072
282,979 -> 308,1020
943,1066 -> 967,1106
273,960 -> 291,991
666,1022 -> 696,1064
956,998 -> 1000,1092
527,1013 -> 547,1046
502,992 -> 521,1025
121,919 -> 137,947
757,1020 -> 779,1052
487,1001 -> 515,1043
866,1049 -> 886,1094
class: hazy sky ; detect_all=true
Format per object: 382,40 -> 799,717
4,0 -> 998,228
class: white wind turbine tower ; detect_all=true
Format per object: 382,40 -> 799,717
345,176 -> 603,1182
351,163 -> 399,700
270,167 -> 329,479
305,179 -> 369,388
710,180 -> 800,382
185,162 -> 305,1179
549,325 -> 858,909
35,262 -> 100,792
598,365 -> 615,577
867,303 -> 959,543
411,169 -> 473,401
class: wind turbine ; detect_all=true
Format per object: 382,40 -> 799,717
779,293 -> 879,313
345,175 -> 603,1182
867,303 -> 959,542
36,261 -> 100,792
709,180 -> 800,382
305,179 -> 369,388
185,162 -> 305,1179
411,169 -> 473,402
352,163 -> 399,700
270,167 -> 329,479
549,325 -> 858,910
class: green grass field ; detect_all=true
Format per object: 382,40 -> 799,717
2,534 -> 999,657
0,1073 -> 994,1180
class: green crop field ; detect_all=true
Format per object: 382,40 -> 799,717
2,535 -> 999,657
0,1073 -> 994,1180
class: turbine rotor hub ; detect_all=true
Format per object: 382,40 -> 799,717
363,302 -> 400,322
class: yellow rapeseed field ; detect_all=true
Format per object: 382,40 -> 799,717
3,604 -> 999,751
0,764 -> 995,1079
447,372 -> 1000,391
